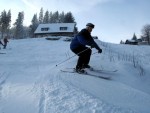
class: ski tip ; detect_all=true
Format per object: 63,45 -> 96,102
97,76 -> 111,80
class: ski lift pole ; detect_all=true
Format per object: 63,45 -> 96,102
56,47 -> 91,67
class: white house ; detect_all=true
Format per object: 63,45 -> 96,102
34,23 -> 76,37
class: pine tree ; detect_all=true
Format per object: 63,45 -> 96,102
0,10 -> 11,38
6,10 -> 11,35
0,10 -> 7,38
59,11 -> 65,23
64,12 -> 75,23
49,11 -> 56,23
49,11 -> 53,23
14,12 -> 24,39
53,11 -> 59,23
132,33 -> 137,40
120,40 -> 124,44
39,8 -> 44,24
43,10 -> 49,24
29,14 -> 39,37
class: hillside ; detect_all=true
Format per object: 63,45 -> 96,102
0,37 -> 150,113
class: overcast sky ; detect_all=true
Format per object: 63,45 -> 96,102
1,0 -> 150,43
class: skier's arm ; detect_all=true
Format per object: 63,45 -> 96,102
77,36 -> 102,53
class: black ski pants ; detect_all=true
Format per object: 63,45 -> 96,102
71,46 -> 91,69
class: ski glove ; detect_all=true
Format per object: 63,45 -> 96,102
98,49 -> 102,53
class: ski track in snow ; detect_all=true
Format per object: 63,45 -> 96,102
34,60 -> 146,111
0,72 -> 9,112
33,67 -> 137,113
31,57 -> 137,113
1,38 -> 149,113
0,72 -> 9,97
27,39 -> 136,113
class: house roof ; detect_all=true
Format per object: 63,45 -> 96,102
34,23 -> 76,34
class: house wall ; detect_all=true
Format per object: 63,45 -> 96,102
35,32 -> 74,38
138,41 -> 149,45
125,40 -> 138,45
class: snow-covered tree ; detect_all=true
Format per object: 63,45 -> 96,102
0,10 -> 11,38
43,10 -> 49,24
39,8 -> 43,24
141,24 -> 150,45
49,11 -> 53,23
64,12 -> 75,23
59,11 -> 65,23
29,14 -> 39,37
53,11 -> 59,23
132,33 -> 137,40
6,10 -> 11,33
14,12 -> 24,39
120,40 -> 124,44
39,9 -> 76,24
49,11 -> 59,23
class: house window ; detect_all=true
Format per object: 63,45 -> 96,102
41,27 -> 49,31
60,27 -> 67,30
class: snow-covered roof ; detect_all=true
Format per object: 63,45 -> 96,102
34,23 -> 76,34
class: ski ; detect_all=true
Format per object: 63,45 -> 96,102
60,69 -> 111,80
91,68 -> 118,73
66,67 -> 117,73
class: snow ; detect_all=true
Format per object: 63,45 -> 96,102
0,37 -> 150,113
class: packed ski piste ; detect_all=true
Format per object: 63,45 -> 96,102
0,37 -> 150,113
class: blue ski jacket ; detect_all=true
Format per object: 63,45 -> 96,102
70,28 -> 101,51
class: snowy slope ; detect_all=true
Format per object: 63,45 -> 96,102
0,37 -> 150,113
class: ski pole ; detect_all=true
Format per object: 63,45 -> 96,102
91,51 -> 98,55
56,47 -> 91,67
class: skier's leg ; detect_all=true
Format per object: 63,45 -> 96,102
71,47 -> 89,69
83,48 -> 92,66
3,44 -> 6,49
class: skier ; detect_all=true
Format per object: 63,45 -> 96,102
3,36 -> 9,49
70,23 -> 102,73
